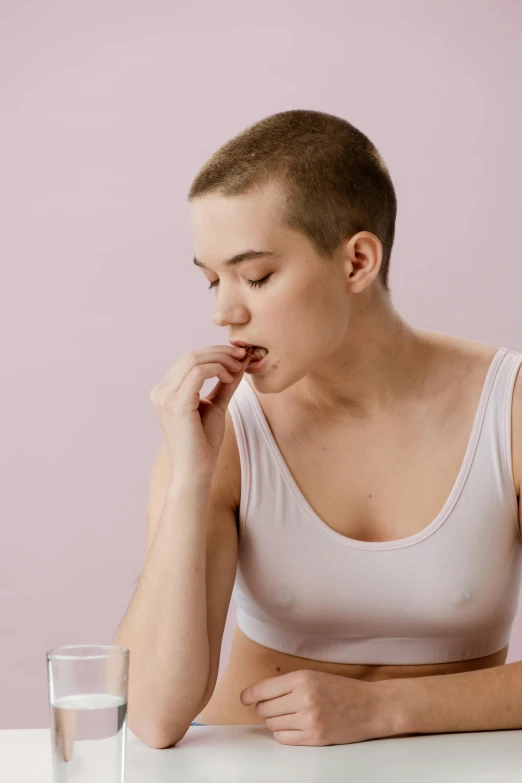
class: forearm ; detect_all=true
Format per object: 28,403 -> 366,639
380,660 -> 522,737
113,482 -> 211,745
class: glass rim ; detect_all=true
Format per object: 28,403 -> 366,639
46,644 -> 129,661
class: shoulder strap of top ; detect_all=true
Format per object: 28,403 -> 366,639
478,348 -> 522,540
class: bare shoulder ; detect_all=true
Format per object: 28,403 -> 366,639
426,332 -> 499,367
466,336 -> 522,498
414,332 -> 498,405
442,333 -> 521,497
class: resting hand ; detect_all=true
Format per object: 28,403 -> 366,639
240,669 -> 396,746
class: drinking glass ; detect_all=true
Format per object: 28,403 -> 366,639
46,644 -> 129,783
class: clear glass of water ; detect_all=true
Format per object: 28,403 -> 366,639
46,645 -> 129,783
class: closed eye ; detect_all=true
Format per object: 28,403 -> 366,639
208,274 -> 272,291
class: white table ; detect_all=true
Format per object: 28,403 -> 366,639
2,725 -> 522,782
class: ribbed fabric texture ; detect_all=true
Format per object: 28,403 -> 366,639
228,348 -> 522,665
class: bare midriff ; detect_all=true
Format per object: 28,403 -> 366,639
196,626 -> 509,724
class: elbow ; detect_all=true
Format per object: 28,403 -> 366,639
138,731 -> 185,750
126,685 -> 210,749
128,715 -> 191,749
148,731 -> 187,749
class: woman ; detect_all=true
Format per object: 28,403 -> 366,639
114,110 -> 522,747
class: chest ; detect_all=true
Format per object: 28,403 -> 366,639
257,382 -> 516,543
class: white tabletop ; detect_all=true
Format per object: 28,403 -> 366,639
3,725 -> 522,782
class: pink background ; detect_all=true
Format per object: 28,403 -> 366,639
1,0 -> 521,729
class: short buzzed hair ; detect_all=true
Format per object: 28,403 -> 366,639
188,109 -> 397,294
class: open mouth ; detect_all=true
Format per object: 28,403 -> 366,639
245,345 -> 268,362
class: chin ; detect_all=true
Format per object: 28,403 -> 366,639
247,364 -> 283,393
252,365 -> 305,397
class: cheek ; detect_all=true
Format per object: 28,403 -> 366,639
299,284 -> 345,330
271,277 -> 344,347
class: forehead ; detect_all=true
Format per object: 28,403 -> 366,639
189,181 -> 288,262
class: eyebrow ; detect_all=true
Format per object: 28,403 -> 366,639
193,250 -> 277,269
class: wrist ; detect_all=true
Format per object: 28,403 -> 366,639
371,677 -> 414,739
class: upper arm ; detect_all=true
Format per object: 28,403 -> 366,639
145,409 -> 241,713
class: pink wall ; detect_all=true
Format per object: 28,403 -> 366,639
1,0 -> 521,729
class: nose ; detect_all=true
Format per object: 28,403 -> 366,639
211,292 -> 249,329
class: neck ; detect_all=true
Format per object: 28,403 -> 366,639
292,288 -> 433,420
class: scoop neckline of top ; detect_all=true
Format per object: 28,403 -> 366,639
239,347 -> 509,551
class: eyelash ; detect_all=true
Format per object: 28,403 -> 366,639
208,274 -> 271,291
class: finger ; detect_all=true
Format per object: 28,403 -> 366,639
181,350 -> 254,411
255,692 -> 297,719
240,672 -> 296,706
161,347 -> 247,394
175,350 -> 246,391
271,730 -> 307,746
206,354 -> 252,411
175,362 -> 239,411
264,713 -> 302,733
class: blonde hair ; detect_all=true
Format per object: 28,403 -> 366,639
188,109 -> 397,294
